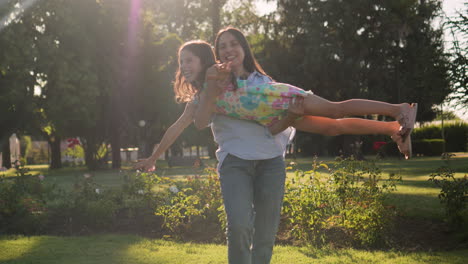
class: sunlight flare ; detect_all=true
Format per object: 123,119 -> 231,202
0,0 -> 41,32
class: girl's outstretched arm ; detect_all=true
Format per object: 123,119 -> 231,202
134,102 -> 197,171
194,64 -> 230,129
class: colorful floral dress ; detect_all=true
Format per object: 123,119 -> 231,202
215,80 -> 311,126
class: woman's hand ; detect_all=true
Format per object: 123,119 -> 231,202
268,97 -> 305,135
133,158 -> 156,172
287,96 -> 305,118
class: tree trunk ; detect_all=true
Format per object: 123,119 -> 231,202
211,0 -> 222,42
83,137 -> 99,170
49,135 -> 62,169
111,132 -> 121,169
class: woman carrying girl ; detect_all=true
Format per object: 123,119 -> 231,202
136,27 -> 416,264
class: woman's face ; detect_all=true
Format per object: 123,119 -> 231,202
217,32 -> 245,70
179,49 -> 203,83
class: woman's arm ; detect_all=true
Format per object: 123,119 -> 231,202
134,102 -> 196,171
269,97 -> 305,135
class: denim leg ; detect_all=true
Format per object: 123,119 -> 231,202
251,156 -> 286,264
219,154 -> 255,264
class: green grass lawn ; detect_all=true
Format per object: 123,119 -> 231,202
1,153 -> 467,263
1,235 -> 467,264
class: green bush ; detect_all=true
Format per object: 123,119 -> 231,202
155,168 -> 225,241
0,167 -> 165,235
282,158 -> 399,247
429,154 -> 468,228
281,161 -> 335,245
413,139 -> 445,156
0,163 -> 53,234
413,122 -> 468,152
19,136 -> 32,165
63,145 -> 85,167
1,161 -> 402,246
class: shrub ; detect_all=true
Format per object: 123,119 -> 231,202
119,171 -> 165,219
429,154 -> 468,228
63,145 -> 85,167
0,162 -> 54,234
282,157 -> 399,247
331,158 -> 399,245
413,139 -> 445,156
413,122 -> 468,152
282,161 -> 335,245
155,168 -> 225,241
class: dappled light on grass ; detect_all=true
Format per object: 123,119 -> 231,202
0,236 -> 40,262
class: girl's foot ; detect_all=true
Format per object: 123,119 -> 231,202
391,132 -> 412,159
397,103 -> 418,142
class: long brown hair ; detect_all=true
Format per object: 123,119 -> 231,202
173,40 -> 216,103
214,27 -> 270,80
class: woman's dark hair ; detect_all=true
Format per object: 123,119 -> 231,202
214,27 -> 270,80
174,40 -> 216,103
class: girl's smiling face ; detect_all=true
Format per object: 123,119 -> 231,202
217,32 -> 245,71
179,49 -> 203,83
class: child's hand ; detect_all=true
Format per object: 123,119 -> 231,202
205,63 -> 231,96
133,158 -> 156,172
206,62 -> 231,82
215,62 -> 231,81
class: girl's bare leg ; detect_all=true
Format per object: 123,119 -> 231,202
293,116 -> 411,158
293,116 -> 398,136
301,94 -> 415,130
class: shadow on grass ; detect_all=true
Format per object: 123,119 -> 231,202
0,235 -> 145,264
385,192 -> 444,220
394,179 -> 440,189
376,155 -> 468,176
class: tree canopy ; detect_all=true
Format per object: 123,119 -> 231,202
0,0 -> 457,169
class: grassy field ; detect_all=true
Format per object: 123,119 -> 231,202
1,153 -> 467,263
1,234 -> 467,264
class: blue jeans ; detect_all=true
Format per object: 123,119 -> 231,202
219,154 -> 286,264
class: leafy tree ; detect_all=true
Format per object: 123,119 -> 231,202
435,110 -> 461,121
244,0 -> 451,153
26,0 -> 107,169
0,0 -> 38,168
446,3 -> 468,109
263,0 -> 450,122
